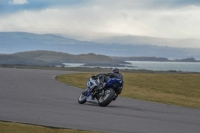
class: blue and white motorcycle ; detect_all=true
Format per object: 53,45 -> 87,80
78,75 -> 123,107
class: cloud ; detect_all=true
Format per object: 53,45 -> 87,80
1,0 -> 200,48
171,0 -> 200,7
9,0 -> 29,5
87,0 -> 200,10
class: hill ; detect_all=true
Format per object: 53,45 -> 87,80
12,50 -> 124,64
0,54 -> 51,65
0,51 -> 126,66
1,32 -> 200,59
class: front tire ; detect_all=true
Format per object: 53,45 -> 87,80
98,88 -> 115,107
78,93 -> 87,104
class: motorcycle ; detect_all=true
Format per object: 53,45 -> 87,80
78,75 -> 123,107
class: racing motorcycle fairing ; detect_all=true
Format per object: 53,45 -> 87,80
105,78 -> 123,94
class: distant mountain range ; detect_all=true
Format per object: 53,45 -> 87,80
94,35 -> 200,48
1,32 -> 200,59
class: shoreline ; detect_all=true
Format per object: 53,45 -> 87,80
1,64 -> 200,74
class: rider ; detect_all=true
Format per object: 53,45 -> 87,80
97,68 -> 124,90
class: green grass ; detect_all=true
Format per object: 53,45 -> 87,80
0,121 -> 102,133
57,73 -> 200,109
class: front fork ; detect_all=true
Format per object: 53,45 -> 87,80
83,87 -> 106,100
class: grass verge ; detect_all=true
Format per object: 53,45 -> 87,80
57,73 -> 200,109
0,121 -> 102,133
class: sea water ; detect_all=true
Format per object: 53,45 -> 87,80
62,61 -> 200,72
126,61 -> 200,72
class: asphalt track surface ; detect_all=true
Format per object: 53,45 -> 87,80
0,68 -> 200,133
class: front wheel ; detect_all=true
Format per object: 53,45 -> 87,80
98,88 -> 115,107
78,93 -> 87,104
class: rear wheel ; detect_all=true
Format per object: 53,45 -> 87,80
78,93 -> 87,104
98,88 -> 115,107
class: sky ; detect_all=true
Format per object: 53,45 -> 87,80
0,0 -> 200,47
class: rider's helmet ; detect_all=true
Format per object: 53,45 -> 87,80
112,68 -> 120,73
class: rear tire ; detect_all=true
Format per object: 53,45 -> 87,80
98,88 -> 115,107
78,93 -> 86,104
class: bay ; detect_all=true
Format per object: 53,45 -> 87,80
62,61 -> 200,72
126,61 -> 200,72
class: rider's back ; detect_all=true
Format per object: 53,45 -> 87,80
109,73 -> 124,82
